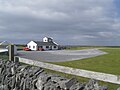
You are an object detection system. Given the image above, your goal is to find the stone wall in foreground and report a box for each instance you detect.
[0,60,108,90]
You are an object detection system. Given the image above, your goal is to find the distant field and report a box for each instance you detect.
[65,46,120,50]
[50,47,120,75]
[16,44,26,50]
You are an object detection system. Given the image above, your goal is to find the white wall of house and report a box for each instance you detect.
[42,45,58,50]
[42,46,51,50]
[52,46,58,50]
[27,41,37,51]
[42,46,48,50]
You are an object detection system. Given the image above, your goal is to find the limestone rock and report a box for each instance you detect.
[0,60,108,90]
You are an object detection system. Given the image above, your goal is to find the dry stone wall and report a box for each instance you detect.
[0,60,109,90]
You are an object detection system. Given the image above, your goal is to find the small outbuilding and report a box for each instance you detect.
[27,37,59,51]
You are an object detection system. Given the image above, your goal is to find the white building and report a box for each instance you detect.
[27,37,59,51]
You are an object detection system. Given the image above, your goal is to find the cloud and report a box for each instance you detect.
[0,0,120,45]
[98,32,114,38]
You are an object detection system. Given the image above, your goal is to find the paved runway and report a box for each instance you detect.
[18,49,107,62]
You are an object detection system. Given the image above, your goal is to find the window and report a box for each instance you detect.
[54,46,56,48]
[29,46,31,48]
[33,46,35,48]
[46,46,49,48]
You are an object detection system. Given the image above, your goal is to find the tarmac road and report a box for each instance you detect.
[17,49,107,62]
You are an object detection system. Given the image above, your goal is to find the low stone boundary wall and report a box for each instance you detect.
[0,60,108,90]
[18,57,120,84]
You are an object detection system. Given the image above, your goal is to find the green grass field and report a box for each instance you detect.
[0,53,8,60]
[16,44,26,50]
[47,47,120,89]
[65,46,120,50]
[50,48,120,75]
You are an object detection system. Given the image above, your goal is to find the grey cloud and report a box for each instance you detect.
[0,0,120,45]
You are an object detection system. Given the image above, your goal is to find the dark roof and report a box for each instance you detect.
[34,41,58,46]
[44,37,53,39]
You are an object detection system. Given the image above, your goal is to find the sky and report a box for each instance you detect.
[0,0,120,46]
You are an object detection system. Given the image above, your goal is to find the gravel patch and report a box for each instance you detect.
[18,49,107,62]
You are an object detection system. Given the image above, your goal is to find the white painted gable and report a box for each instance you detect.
[27,41,37,50]
[43,37,53,42]
[43,37,48,42]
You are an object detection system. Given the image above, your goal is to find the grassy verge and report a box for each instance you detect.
[0,53,8,60]
[66,46,95,50]
[16,44,26,51]
[45,69,120,90]
[49,48,120,75]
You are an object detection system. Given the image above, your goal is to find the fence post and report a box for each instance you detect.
[8,44,14,61]
[14,56,19,63]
